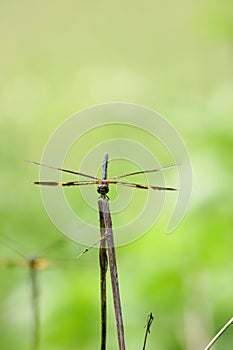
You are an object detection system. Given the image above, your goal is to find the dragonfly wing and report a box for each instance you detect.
[108,180,177,191]
[27,160,100,180]
[110,164,179,180]
[33,180,99,186]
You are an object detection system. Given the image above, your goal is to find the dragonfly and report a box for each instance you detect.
[29,155,177,193]
[29,153,177,350]
[0,236,81,350]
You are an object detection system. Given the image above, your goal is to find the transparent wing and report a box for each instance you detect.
[110,164,179,180]
[33,180,99,186]
[108,180,177,191]
[27,160,100,180]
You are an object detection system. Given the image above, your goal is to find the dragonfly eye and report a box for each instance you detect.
[97,184,109,195]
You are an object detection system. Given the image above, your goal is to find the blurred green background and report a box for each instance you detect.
[0,1,233,349]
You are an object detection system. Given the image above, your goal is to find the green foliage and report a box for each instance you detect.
[0,1,232,349]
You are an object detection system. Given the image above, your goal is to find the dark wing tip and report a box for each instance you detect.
[167,187,178,191]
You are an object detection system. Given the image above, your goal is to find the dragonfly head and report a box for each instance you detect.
[97,183,109,196]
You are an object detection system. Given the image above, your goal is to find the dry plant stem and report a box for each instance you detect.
[98,201,108,350]
[98,197,126,350]
[29,259,39,350]
[204,317,233,350]
[142,313,154,350]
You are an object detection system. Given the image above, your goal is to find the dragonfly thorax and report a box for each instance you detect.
[97,183,109,196]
